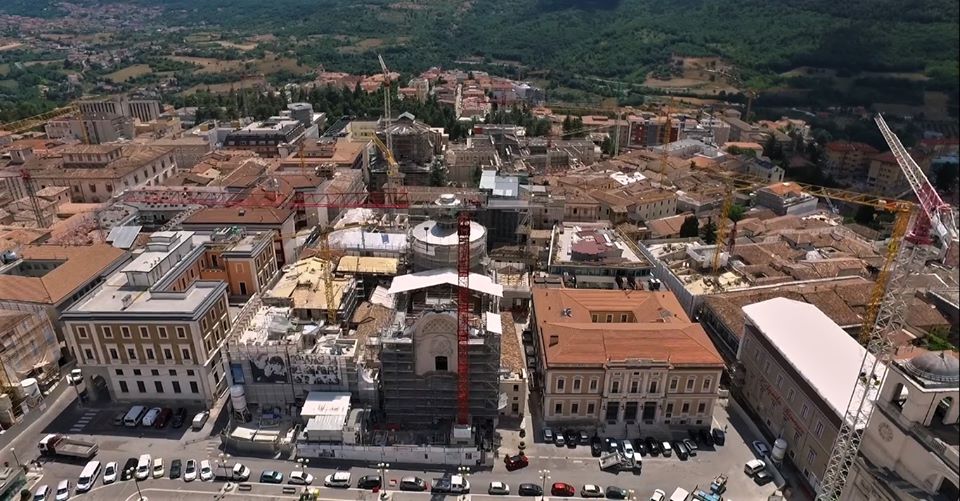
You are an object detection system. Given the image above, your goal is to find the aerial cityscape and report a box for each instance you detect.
[0,1,957,501]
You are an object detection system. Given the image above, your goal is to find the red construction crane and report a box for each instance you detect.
[456,212,472,426]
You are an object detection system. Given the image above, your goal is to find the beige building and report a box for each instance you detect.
[532,288,723,438]
[824,141,878,180]
[842,350,958,501]
[61,230,277,407]
[738,297,874,493]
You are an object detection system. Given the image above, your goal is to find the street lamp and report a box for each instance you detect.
[538,469,551,501]
[218,452,230,479]
[457,466,470,501]
[9,448,19,468]
[126,468,144,501]
[377,462,389,494]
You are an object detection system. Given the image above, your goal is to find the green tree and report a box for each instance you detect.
[700,218,718,244]
[429,162,447,187]
[679,216,700,238]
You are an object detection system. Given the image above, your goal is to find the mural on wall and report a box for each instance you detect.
[248,351,342,385]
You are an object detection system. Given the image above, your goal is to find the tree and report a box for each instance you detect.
[601,136,615,156]
[472,166,483,186]
[700,218,718,244]
[429,162,447,187]
[679,216,700,238]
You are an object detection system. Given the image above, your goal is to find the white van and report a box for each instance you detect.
[123,406,147,427]
[669,487,690,501]
[141,407,162,427]
[76,460,101,493]
[191,411,209,430]
[135,454,152,480]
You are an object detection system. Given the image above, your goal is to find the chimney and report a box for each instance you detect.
[549,335,559,347]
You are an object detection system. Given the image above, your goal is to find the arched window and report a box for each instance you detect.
[890,383,908,410]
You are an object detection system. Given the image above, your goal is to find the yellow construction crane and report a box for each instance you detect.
[316,230,341,326]
[371,133,402,189]
[377,54,394,158]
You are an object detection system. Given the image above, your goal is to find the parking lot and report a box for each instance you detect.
[41,402,208,442]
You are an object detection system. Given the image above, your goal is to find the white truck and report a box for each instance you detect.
[38,434,99,460]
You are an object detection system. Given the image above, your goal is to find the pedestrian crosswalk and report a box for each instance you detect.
[69,410,98,434]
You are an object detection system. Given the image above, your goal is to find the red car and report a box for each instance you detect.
[504,454,528,471]
[154,408,173,429]
[551,483,575,497]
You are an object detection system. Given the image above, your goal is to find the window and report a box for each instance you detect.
[190,381,199,393]
[606,402,619,421]
[814,421,824,438]
[109,348,119,361]
[697,402,706,414]
[649,381,658,393]
[776,374,784,388]
[115,369,123,376]
[620,313,628,322]
[181,347,191,361]
[800,404,810,419]
[169,369,177,376]
[154,381,164,393]
[665,403,674,417]
[702,378,712,392]
[573,378,581,392]
[787,388,796,402]
[589,378,599,392]
[685,377,695,391]
[806,448,817,466]
[591,314,598,322]
[127,347,137,360]
[133,369,141,376]
[172,381,181,393]
[630,380,639,393]
[119,381,129,393]
[556,378,565,392]
[624,402,638,421]
[163,348,173,360]
[793,430,802,444]
[681,402,690,414]
[606,314,612,322]
[145,348,155,360]
[103,326,113,339]
[136,381,146,393]
[176,327,186,339]
[571,403,580,414]
[764,360,771,374]
[670,377,679,391]
[83,348,94,361]
[554,403,563,415]
[158,327,168,339]
[586,403,596,415]
[77,326,88,339]
[187,370,195,376]
[610,380,620,393]
[150,369,159,376]
[435,356,448,371]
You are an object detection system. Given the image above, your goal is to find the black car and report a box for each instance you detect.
[712,428,726,446]
[645,437,660,456]
[169,459,182,479]
[578,431,590,445]
[605,486,629,500]
[563,430,578,447]
[604,437,620,452]
[682,438,698,456]
[357,475,382,490]
[687,429,699,442]
[172,407,188,428]
[698,428,715,447]
[590,439,603,457]
[518,484,543,497]
[674,441,689,460]
[120,458,138,481]
[633,439,648,456]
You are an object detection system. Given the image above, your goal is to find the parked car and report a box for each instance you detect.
[199,460,213,481]
[170,408,187,428]
[605,486,629,500]
[744,459,766,476]
[505,453,529,471]
[141,408,162,427]
[579,431,590,445]
[649,489,666,501]
[289,471,314,485]
[590,439,603,457]
[543,428,555,443]
[120,458,137,481]
[260,470,284,484]
[112,411,126,426]
[660,441,673,457]
[754,470,774,485]
[752,440,770,457]
[604,438,620,452]
[682,438,698,456]
[102,462,118,484]
[32,485,50,501]
[551,482,576,497]
[183,460,197,482]
[399,477,427,491]
[191,411,209,431]
[712,428,725,446]
[622,440,635,456]
[635,440,648,456]
[580,484,604,498]
[488,481,510,495]
[324,471,352,488]
[54,480,70,501]
[154,408,173,429]
[169,459,182,480]
[554,434,566,447]
[698,429,715,447]
[135,455,152,480]
[518,483,543,497]
[645,437,660,456]
[152,457,164,479]
[357,475,382,489]
[564,430,579,446]
[232,463,251,481]
[673,441,689,460]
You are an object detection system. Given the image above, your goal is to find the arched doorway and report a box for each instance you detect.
[933,396,954,425]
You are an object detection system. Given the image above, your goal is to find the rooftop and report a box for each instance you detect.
[0,244,128,305]
[265,257,355,313]
[183,207,294,226]
[742,297,877,418]
[388,269,503,298]
[552,223,649,267]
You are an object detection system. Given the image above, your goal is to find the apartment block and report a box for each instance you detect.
[61,229,277,408]
[532,288,723,438]
[738,297,875,493]
[824,141,879,181]
[78,97,161,123]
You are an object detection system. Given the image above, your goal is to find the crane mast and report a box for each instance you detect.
[378,54,394,159]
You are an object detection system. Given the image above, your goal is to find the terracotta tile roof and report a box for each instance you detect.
[825,141,879,154]
[499,312,523,374]
[183,207,293,225]
[0,244,127,304]
[760,181,805,197]
[646,214,687,238]
[532,288,689,325]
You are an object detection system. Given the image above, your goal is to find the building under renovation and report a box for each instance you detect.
[379,269,503,434]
